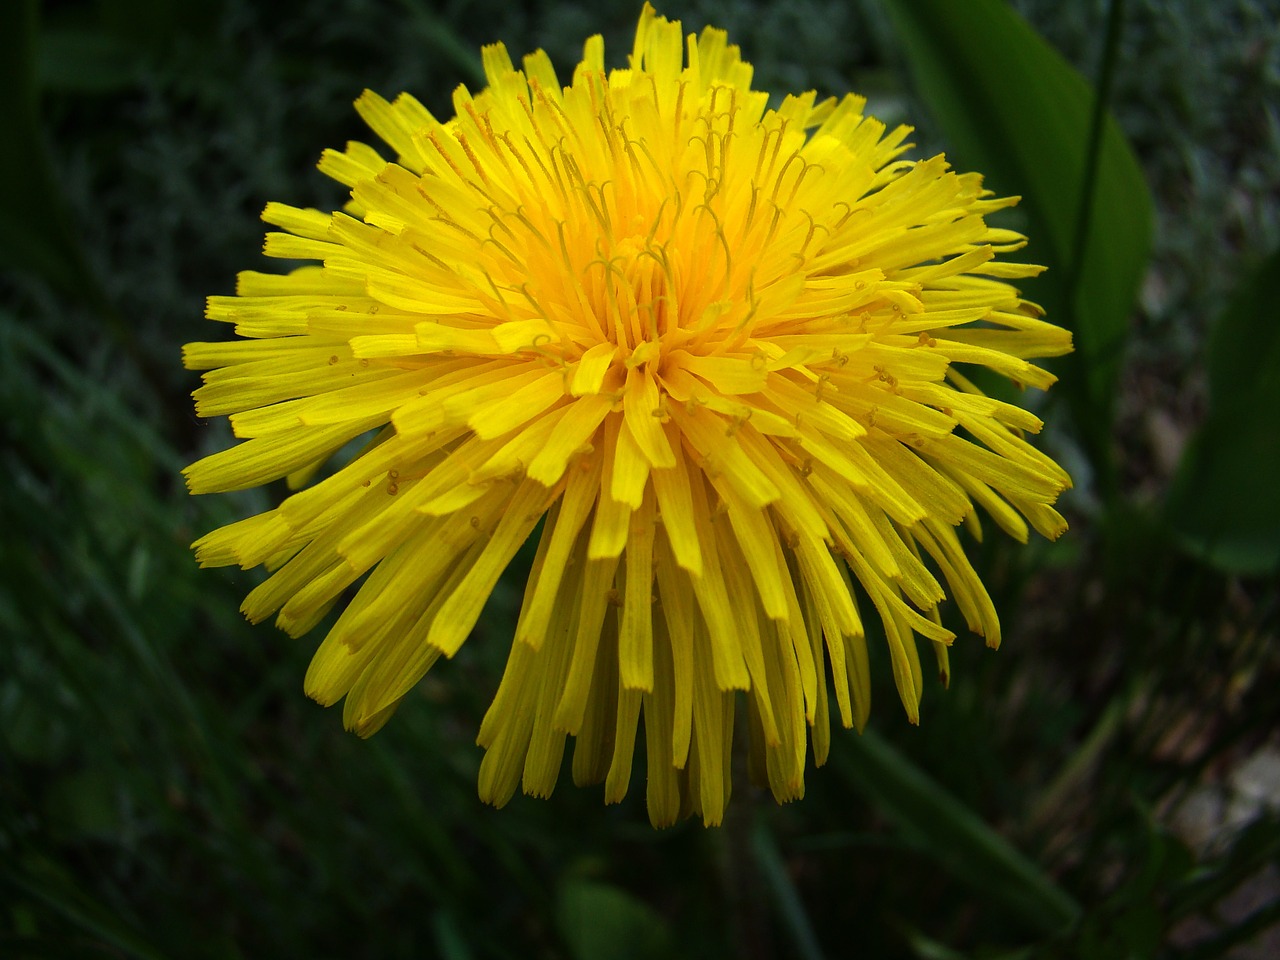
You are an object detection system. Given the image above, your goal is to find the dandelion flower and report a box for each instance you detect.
[185,4,1072,827]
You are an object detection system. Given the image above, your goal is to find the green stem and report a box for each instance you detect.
[1064,0,1128,503]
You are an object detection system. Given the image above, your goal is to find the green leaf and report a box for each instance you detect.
[1165,248,1280,575]
[557,878,671,960]
[880,0,1153,482]
[832,730,1081,936]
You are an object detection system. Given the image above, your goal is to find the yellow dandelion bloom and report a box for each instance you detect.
[185,4,1071,826]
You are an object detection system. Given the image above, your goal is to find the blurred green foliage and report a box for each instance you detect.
[884,0,1154,496]
[1166,248,1280,574]
[2,0,1277,957]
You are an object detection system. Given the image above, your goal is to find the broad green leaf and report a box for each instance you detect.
[881,0,1153,479]
[833,730,1081,936]
[557,878,670,960]
[0,0,104,305]
[1165,248,1280,575]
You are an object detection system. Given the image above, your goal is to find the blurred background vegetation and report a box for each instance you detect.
[2,0,1278,956]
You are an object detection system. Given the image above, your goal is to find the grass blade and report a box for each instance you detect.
[832,730,1081,936]
[752,820,828,960]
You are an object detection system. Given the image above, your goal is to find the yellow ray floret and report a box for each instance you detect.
[185,3,1072,827]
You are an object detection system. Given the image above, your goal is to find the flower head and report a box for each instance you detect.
[185,4,1071,826]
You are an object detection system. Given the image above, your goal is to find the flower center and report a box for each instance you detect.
[595,234,674,360]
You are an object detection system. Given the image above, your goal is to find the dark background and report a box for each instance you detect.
[2,1,1277,957]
